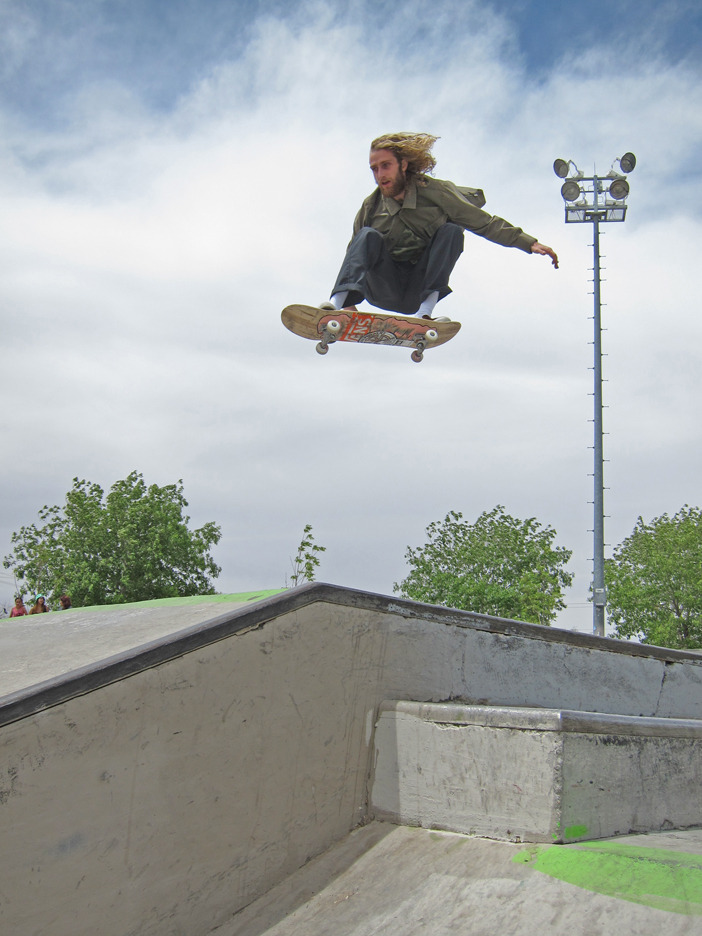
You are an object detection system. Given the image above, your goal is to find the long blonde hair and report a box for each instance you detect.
[370,132,439,175]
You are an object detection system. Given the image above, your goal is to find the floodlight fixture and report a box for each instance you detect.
[619,152,636,173]
[553,158,570,178]
[609,152,637,179]
[560,179,581,202]
[608,178,630,201]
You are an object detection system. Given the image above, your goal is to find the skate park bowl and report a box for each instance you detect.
[1,583,702,934]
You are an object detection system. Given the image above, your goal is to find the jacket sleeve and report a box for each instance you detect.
[455,185,486,208]
[434,179,537,253]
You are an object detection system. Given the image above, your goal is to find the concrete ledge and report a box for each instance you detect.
[371,701,702,844]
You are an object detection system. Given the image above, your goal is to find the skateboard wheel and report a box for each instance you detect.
[425,328,438,343]
[411,350,424,363]
[315,342,329,355]
[325,319,341,335]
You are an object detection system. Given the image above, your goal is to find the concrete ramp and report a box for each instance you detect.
[0,590,285,697]
[1,584,701,935]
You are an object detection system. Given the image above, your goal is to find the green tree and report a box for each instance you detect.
[288,523,326,587]
[394,506,573,625]
[3,471,222,607]
[605,506,702,649]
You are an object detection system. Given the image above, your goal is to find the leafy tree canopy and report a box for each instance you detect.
[4,471,222,607]
[394,505,573,626]
[606,505,702,649]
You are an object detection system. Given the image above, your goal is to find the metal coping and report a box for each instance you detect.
[380,701,702,738]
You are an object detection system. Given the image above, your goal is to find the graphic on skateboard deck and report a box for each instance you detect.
[281,304,461,363]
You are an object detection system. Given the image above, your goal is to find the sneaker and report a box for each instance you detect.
[418,314,451,323]
[320,301,358,313]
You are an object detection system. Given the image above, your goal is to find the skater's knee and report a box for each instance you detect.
[347,226,387,265]
[353,226,385,246]
[431,223,464,262]
[438,222,464,247]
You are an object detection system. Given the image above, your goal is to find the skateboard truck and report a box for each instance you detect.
[315,318,342,355]
[411,327,438,363]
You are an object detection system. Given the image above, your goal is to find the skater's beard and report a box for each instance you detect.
[381,167,407,200]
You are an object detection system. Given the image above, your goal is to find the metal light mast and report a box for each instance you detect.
[553,153,637,637]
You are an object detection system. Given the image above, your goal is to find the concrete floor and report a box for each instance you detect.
[212,823,702,936]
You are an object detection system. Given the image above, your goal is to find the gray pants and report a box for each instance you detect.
[331,223,464,315]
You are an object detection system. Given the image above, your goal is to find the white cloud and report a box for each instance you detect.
[1,0,700,635]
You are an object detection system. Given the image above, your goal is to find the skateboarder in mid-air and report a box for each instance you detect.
[322,132,558,322]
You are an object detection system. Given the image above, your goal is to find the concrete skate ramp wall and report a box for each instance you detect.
[1,583,701,936]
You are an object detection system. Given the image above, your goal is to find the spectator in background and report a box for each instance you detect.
[10,596,28,617]
[29,595,49,614]
[59,595,72,610]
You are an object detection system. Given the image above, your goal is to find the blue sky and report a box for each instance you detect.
[3,0,701,119]
[505,0,702,74]
[1,0,700,634]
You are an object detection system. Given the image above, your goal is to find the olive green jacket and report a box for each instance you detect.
[352,175,537,263]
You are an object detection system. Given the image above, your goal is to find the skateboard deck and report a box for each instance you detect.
[281,304,461,363]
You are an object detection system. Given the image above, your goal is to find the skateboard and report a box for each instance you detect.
[281,304,461,363]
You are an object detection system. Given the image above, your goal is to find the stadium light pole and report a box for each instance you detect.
[553,153,636,638]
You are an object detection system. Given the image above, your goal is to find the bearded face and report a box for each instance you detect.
[369,149,408,200]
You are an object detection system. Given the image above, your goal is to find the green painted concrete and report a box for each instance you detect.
[564,824,589,840]
[70,590,286,613]
[514,840,702,915]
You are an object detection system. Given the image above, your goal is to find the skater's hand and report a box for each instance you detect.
[531,242,559,269]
